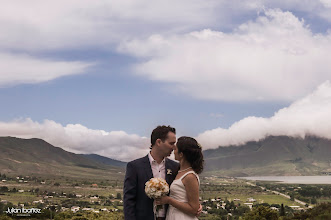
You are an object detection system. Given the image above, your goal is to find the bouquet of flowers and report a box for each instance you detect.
[145,177,169,216]
[145,177,169,199]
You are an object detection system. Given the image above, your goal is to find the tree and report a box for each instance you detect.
[311,197,317,204]
[244,206,278,220]
[285,202,331,219]
[230,201,235,209]
[0,186,8,192]
[280,203,285,216]
[116,193,122,199]
[234,205,250,216]
[298,186,322,198]
[290,193,295,201]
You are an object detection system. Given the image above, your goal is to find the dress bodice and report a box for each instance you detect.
[169,171,200,202]
[166,171,200,220]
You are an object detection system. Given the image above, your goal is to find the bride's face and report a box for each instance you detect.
[174,144,179,161]
[174,144,183,161]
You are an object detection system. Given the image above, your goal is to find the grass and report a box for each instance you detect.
[0,177,124,207]
[199,177,306,207]
[201,192,302,207]
[318,198,331,203]
[0,192,40,205]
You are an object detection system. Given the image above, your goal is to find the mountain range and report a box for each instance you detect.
[203,135,331,176]
[1,135,331,177]
[0,136,125,180]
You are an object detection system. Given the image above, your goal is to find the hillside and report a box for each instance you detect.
[81,154,127,167]
[2,135,331,178]
[203,136,331,176]
[0,136,125,180]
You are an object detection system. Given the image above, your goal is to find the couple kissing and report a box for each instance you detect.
[124,125,204,220]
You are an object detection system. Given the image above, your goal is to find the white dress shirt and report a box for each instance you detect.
[148,152,166,217]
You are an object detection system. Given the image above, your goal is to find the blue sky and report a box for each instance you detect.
[0,51,285,136]
[0,0,331,161]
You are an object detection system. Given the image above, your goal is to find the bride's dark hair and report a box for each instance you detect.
[177,136,204,174]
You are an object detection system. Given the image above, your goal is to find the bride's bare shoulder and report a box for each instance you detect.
[182,173,199,184]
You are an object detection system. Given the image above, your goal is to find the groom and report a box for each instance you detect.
[124,125,179,220]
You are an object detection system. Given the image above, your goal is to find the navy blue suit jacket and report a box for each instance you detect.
[123,155,179,220]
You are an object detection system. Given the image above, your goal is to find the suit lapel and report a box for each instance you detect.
[165,159,179,185]
[143,155,153,180]
[165,158,172,185]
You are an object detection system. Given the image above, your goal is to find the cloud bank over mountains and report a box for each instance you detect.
[1,81,331,160]
[197,81,331,149]
[0,118,149,161]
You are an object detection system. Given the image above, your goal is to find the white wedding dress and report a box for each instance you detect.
[166,171,200,220]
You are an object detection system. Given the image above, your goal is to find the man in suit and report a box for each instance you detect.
[124,125,179,220]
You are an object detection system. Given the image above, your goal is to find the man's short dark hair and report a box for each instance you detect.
[150,125,176,149]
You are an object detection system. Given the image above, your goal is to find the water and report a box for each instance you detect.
[238,176,331,184]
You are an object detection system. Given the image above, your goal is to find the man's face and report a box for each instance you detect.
[159,132,176,157]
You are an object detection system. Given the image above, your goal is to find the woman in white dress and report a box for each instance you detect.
[156,136,204,220]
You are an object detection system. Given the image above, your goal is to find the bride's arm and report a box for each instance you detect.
[157,174,200,216]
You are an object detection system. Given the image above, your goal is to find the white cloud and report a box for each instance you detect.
[0,0,330,52]
[120,9,331,101]
[0,0,226,87]
[0,52,92,87]
[197,81,331,149]
[0,0,221,51]
[2,0,330,51]
[0,118,149,161]
[238,0,331,23]
[320,0,331,8]
[1,1,331,88]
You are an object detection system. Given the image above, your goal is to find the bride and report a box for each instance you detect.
[156,136,204,220]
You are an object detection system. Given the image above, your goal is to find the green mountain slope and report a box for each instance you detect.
[0,137,125,180]
[81,154,127,167]
[203,136,331,176]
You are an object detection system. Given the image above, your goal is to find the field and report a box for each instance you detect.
[200,177,304,207]
[1,172,330,219]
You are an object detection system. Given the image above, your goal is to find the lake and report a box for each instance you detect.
[238,176,331,184]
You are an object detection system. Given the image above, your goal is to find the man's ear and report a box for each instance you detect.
[156,139,162,146]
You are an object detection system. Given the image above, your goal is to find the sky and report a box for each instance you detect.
[0,0,331,161]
